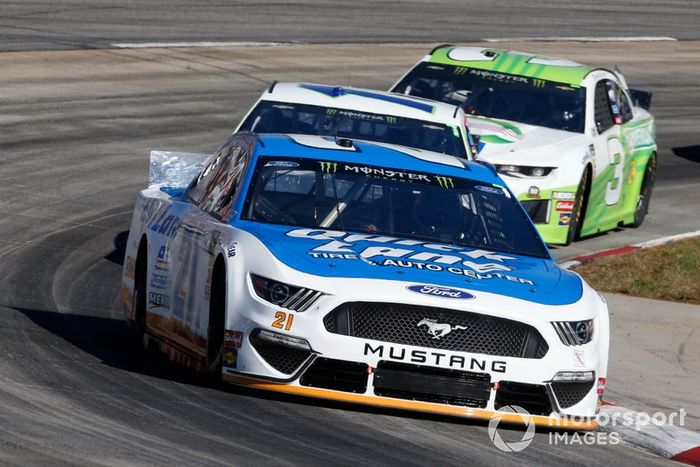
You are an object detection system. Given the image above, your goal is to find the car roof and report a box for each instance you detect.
[249,133,500,183]
[424,46,594,86]
[259,82,462,124]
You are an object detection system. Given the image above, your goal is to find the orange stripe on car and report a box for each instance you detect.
[223,374,597,430]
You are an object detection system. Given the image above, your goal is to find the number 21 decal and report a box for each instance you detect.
[272,311,294,331]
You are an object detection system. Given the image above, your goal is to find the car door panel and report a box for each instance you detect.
[582,79,628,235]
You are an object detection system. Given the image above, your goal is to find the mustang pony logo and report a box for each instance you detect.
[417,318,468,339]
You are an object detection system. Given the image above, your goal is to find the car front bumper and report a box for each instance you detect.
[222,277,606,429]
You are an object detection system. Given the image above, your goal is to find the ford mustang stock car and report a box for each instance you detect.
[392,46,657,245]
[235,82,476,160]
[120,132,608,429]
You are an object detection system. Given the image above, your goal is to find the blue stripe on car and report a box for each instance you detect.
[298,84,435,113]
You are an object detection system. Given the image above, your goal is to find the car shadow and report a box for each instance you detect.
[672,145,700,163]
[104,230,130,266]
[13,307,203,386]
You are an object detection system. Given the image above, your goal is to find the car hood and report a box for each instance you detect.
[468,116,587,165]
[238,221,582,306]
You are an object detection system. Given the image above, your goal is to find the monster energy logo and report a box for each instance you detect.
[454,67,469,75]
[326,108,337,116]
[386,116,397,124]
[319,161,338,173]
[532,79,545,88]
[435,176,454,188]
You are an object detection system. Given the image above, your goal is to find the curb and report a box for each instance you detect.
[598,405,700,466]
[560,230,700,270]
[558,230,700,465]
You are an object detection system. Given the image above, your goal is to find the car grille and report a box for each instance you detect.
[373,361,491,408]
[300,358,368,393]
[324,302,548,359]
[551,380,595,409]
[495,381,552,416]
[520,200,549,224]
[249,334,312,375]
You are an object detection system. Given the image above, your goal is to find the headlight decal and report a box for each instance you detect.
[496,165,555,178]
[551,319,594,346]
[251,274,324,312]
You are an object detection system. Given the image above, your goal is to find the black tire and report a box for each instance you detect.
[630,153,656,228]
[129,239,148,347]
[207,257,226,379]
[564,167,591,246]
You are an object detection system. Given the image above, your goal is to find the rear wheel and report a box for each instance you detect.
[630,154,656,227]
[564,167,591,246]
[129,240,148,347]
[207,257,226,379]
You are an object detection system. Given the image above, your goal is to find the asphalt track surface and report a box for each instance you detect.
[1,15,700,467]
[2,0,700,51]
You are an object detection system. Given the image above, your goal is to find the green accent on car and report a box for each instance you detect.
[469,116,523,144]
[579,118,656,237]
[429,47,594,86]
[517,184,578,245]
[479,135,513,144]
[580,146,655,237]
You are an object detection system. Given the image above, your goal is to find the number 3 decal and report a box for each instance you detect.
[605,138,625,206]
[272,311,294,331]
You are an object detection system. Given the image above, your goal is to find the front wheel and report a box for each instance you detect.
[630,154,656,228]
[129,244,148,347]
[564,167,591,246]
[206,259,226,379]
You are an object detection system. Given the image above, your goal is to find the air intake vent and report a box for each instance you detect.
[324,302,548,358]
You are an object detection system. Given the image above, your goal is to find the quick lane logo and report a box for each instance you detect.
[435,175,454,188]
[319,161,338,173]
[326,108,338,116]
[532,79,545,88]
[386,116,397,124]
[454,67,469,75]
[149,208,181,238]
[364,342,507,372]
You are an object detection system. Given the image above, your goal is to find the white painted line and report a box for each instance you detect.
[111,41,285,49]
[634,229,700,249]
[560,229,700,270]
[558,260,581,270]
[483,36,677,43]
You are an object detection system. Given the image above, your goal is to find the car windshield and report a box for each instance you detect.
[242,156,550,258]
[393,62,586,133]
[238,100,468,158]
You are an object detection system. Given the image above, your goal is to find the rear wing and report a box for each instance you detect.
[149,150,210,189]
[629,89,653,111]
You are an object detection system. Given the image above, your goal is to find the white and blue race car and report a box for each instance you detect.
[120,132,607,428]
[235,82,476,160]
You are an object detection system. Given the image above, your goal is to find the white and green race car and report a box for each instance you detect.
[392,46,657,245]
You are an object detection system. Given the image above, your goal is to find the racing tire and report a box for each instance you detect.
[206,257,226,380]
[565,167,591,246]
[630,153,656,228]
[129,240,148,347]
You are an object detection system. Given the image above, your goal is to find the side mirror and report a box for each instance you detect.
[629,89,653,111]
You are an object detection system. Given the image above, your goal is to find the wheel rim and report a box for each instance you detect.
[637,156,656,218]
[569,169,589,241]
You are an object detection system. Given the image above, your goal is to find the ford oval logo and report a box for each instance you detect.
[406,284,475,299]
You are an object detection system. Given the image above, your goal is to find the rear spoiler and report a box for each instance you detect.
[629,89,653,111]
[149,150,210,189]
